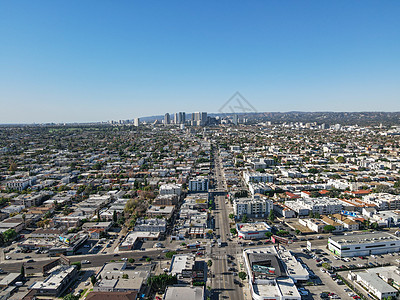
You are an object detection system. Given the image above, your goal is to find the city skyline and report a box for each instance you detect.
[1,1,400,123]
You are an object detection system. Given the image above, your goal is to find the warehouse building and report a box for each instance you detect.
[328,232,400,257]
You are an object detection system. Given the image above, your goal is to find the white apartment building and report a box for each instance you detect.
[159,183,182,196]
[284,198,343,217]
[233,197,273,218]
[363,193,400,211]
[6,177,36,191]
[243,172,275,185]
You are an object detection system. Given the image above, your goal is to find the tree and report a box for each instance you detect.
[265,232,273,238]
[207,260,213,268]
[71,262,81,270]
[90,275,96,285]
[122,273,129,279]
[2,229,17,243]
[230,228,237,236]
[63,294,80,300]
[147,274,177,292]
[336,156,346,163]
[241,214,248,223]
[371,222,380,230]
[276,230,289,236]
[269,210,275,222]
[228,213,235,220]
[128,258,135,263]
[295,229,301,235]
[113,210,118,223]
[323,225,336,233]
[20,265,25,278]
[165,251,177,259]
[238,271,247,280]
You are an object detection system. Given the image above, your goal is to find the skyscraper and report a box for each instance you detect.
[134,118,140,127]
[164,113,170,125]
[193,112,207,126]
[174,112,186,124]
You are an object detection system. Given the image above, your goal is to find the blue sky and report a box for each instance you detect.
[1,1,400,123]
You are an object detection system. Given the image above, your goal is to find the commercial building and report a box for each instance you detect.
[164,286,204,300]
[243,246,308,300]
[169,254,207,284]
[174,112,186,125]
[134,218,167,233]
[94,262,150,294]
[236,222,272,240]
[328,232,400,257]
[348,267,398,300]
[119,231,160,251]
[30,265,78,297]
[164,113,171,125]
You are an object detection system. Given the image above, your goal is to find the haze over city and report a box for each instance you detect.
[1,1,400,123]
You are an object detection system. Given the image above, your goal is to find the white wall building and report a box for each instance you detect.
[159,183,182,196]
[328,232,400,257]
[243,172,275,185]
[236,222,272,240]
[233,197,273,219]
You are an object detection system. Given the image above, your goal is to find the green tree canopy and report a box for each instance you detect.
[323,225,336,233]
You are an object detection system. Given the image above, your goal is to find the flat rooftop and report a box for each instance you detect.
[329,232,399,245]
[164,286,204,300]
[170,254,195,275]
[237,222,271,232]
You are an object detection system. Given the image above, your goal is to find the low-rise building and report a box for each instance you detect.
[94,263,150,294]
[243,246,308,300]
[164,286,204,300]
[348,268,397,300]
[236,222,272,240]
[134,218,167,233]
[30,265,77,297]
[328,232,400,257]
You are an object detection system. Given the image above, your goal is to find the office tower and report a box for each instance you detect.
[164,113,170,125]
[193,112,207,126]
[232,114,238,125]
[174,112,186,124]
[134,118,140,127]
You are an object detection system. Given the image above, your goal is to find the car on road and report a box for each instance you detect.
[26,266,34,270]
[121,257,128,261]
[27,259,34,263]
[81,260,91,264]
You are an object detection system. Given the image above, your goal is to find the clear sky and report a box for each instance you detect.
[1,1,400,123]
